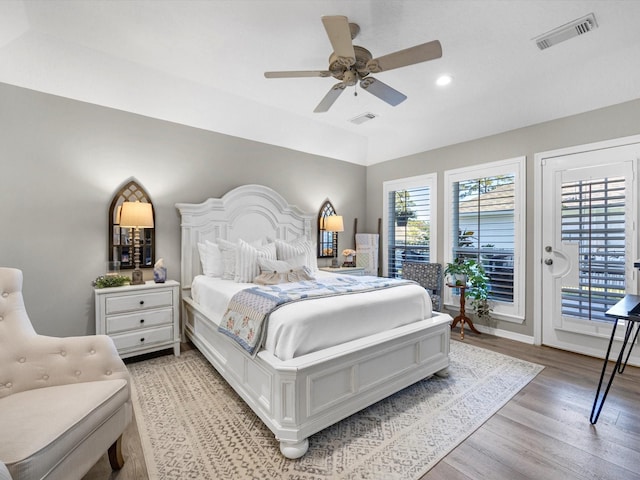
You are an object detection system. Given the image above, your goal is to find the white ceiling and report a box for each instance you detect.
[1,0,639,166]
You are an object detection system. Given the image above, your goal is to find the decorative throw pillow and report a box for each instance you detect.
[257,255,307,273]
[254,268,315,285]
[234,239,277,283]
[275,238,318,273]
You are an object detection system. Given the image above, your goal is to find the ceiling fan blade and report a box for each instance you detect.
[367,40,442,73]
[314,83,347,113]
[360,77,407,106]
[321,15,356,67]
[264,70,331,78]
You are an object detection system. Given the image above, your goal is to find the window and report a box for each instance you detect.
[383,174,437,278]
[444,157,525,322]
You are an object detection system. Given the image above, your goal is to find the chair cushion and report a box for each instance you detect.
[0,379,128,479]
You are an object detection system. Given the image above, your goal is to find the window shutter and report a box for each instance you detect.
[388,186,432,278]
[453,175,515,302]
[560,176,626,320]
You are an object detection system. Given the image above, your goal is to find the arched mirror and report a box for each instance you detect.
[108,180,155,270]
[318,200,338,259]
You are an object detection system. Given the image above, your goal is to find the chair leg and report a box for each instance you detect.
[108,435,125,470]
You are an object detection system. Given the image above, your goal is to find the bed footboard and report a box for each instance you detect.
[183,296,451,458]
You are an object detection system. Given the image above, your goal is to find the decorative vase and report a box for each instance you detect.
[153,266,167,283]
[452,273,467,287]
[449,273,467,287]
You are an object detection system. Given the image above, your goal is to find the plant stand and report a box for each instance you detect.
[447,284,481,340]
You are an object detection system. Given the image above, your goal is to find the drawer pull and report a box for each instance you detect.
[140,319,145,324]
[140,337,145,343]
[139,300,145,305]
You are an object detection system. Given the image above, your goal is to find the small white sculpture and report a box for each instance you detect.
[154,258,167,283]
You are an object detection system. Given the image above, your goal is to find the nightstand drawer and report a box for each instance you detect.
[105,290,173,314]
[111,325,174,352]
[106,308,173,334]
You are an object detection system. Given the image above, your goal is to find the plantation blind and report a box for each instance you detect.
[560,176,626,321]
[387,186,432,278]
[452,174,515,302]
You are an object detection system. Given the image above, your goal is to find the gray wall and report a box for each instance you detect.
[0,82,365,336]
[4,79,639,340]
[366,98,640,337]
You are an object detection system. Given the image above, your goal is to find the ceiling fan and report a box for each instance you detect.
[264,15,442,113]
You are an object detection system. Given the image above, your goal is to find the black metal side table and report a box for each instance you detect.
[590,294,640,424]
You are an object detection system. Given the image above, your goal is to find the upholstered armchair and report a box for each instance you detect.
[402,262,443,311]
[0,267,132,480]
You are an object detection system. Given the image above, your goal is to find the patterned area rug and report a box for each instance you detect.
[128,342,543,479]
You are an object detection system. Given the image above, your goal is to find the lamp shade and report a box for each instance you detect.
[119,201,154,228]
[323,215,344,232]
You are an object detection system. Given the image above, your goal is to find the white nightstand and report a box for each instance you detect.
[94,280,180,359]
[319,266,367,276]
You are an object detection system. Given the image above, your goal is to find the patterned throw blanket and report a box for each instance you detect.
[218,276,414,356]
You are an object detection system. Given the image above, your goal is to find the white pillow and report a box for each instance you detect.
[275,238,318,273]
[196,240,224,277]
[197,242,210,275]
[217,238,237,280]
[235,239,277,283]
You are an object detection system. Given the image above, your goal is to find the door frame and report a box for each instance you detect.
[533,134,640,347]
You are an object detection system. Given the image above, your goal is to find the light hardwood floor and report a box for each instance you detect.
[84,333,640,480]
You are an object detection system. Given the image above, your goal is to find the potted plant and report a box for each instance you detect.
[444,257,469,286]
[444,258,492,321]
[395,191,416,227]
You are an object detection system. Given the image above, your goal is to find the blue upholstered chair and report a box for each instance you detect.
[402,262,443,311]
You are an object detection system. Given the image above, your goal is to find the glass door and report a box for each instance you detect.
[541,144,639,360]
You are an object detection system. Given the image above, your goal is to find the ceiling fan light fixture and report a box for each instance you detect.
[265,15,443,112]
[436,74,453,86]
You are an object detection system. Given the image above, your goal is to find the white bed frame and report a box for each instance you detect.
[176,184,451,458]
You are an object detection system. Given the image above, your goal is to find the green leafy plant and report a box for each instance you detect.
[444,258,492,321]
[92,275,130,288]
[444,257,469,286]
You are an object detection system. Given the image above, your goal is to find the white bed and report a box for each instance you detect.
[176,184,452,459]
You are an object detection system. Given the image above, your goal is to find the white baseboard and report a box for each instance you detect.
[471,324,536,344]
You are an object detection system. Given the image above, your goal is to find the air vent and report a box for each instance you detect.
[350,112,377,125]
[534,13,598,50]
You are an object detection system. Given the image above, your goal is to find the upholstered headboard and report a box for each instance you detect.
[175,184,314,296]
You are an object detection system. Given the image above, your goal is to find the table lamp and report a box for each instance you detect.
[324,215,344,267]
[119,201,154,285]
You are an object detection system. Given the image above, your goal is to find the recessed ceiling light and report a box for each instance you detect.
[436,74,453,86]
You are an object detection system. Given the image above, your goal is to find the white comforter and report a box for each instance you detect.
[191,271,433,360]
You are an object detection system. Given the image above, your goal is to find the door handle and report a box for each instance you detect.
[544,258,553,265]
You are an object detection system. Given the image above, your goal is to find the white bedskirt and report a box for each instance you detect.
[191,271,433,360]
